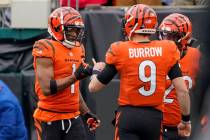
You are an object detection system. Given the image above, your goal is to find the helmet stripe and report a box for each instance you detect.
[165,19,180,32]
[172,16,185,32]
[128,6,134,15]
[65,16,81,25]
[141,7,149,28]
[170,16,184,32]
[178,15,189,32]
[135,6,140,25]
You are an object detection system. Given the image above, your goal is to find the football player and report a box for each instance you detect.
[88,4,191,140]
[32,7,100,140]
[158,13,201,140]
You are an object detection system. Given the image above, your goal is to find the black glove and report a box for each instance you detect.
[74,63,93,80]
[83,112,100,131]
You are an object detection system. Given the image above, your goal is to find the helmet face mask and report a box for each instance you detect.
[48,7,85,48]
[158,30,185,43]
[63,25,84,47]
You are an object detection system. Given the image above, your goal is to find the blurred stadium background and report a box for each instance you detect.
[0,0,209,140]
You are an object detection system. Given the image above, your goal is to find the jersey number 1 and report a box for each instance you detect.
[71,64,76,93]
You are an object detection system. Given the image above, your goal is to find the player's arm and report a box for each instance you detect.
[168,62,190,116]
[173,77,190,116]
[169,62,191,138]
[36,57,89,96]
[79,91,90,115]
[168,58,191,137]
[89,63,117,93]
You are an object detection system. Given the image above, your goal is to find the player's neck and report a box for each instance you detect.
[130,34,150,43]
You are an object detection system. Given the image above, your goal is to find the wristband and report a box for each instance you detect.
[182,114,190,122]
[50,80,57,95]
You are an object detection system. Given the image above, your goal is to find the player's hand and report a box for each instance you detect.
[91,58,105,74]
[93,62,105,72]
[74,61,93,80]
[177,121,191,137]
[83,112,100,131]
[92,62,105,74]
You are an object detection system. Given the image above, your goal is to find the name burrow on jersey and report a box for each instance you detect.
[129,47,162,58]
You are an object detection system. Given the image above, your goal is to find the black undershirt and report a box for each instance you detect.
[168,62,182,80]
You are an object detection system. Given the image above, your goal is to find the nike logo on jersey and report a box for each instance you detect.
[129,47,162,58]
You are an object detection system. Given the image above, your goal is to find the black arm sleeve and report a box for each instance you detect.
[96,64,118,85]
[168,62,182,80]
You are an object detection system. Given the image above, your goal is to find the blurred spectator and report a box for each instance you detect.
[195,0,208,5]
[171,0,195,5]
[0,8,10,27]
[161,0,173,5]
[0,80,28,140]
[191,1,210,139]
[60,0,108,9]
[113,0,161,6]
[171,0,208,6]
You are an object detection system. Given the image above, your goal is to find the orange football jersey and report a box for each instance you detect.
[32,39,85,122]
[106,40,180,111]
[163,47,201,126]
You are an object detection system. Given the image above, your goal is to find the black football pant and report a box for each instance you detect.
[162,125,189,140]
[34,116,86,140]
[115,106,162,140]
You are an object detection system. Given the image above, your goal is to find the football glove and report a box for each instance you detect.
[74,63,93,80]
[83,112,100,131]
